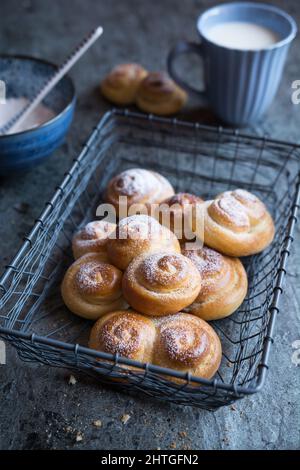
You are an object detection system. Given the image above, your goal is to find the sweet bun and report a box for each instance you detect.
[158,192,204,242]
[105,168,175,218]
[89,310,222,382]
[72,220,116,260]
[153,313,222,382]
[107,215,180,270]
[61,253,127,320]
[122,251,201,316]
[100,63,148,105]
[182,245,248,320]
[200,189,275,256]
[89,310,156,363]
[135,72,187,115]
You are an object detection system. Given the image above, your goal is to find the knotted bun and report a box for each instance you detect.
[107,215,180,270]
[61,253,127,320]
[136,72,187,115]
[100,63,148,105]
[105,168,175,218]
[72,220,116,260]
[200,189,275,256]
[122,251,201,315]
[89,310,222,382]
[182,245,248,320]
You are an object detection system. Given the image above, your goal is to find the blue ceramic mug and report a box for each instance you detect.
[167,2,297,126]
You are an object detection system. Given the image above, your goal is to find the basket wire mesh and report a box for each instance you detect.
[0,109,299,410]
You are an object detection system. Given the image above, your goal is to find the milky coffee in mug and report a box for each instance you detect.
[167,2,297,126]
[206,21,279,50]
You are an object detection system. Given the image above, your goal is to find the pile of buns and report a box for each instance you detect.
[100,63,187,115]
[61,168,275,384]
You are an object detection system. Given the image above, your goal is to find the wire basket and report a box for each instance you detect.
[0,109,299,410]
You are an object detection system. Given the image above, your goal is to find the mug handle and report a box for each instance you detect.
[167,41,206,98]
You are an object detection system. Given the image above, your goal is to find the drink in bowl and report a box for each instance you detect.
[167,2,297,126]
[0,55,76,174]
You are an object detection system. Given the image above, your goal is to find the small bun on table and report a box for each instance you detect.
[105,168,174,218]
[61,253,127,320]
[199,189,275,257]
[107,214,180,270]
[100,63,148,105]
[89,310,222,383]
[72,220,116,260]
[122,251,201,316]
[136,72,187,115]
[158,192,204,243]
[182,245,248,320]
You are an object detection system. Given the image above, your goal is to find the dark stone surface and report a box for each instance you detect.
[0,0,299,450]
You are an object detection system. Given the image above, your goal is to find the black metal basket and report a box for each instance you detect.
[0,110,299,410]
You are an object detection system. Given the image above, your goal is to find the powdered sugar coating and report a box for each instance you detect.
[233,189,258,203]
[157,316,208,366]
[138,252,191,289]
[216,189,266,225]
[232,189,266,220]
[164,192,203,207]
[108,168,172,202]
[113,169,158,197]
[72,221,116,259]
[217,196,249,227]
[117,214,162,240]
[75,261,120,296]
[80,221,115,241]
[182,246,224,278]
[123,250,201,315]
[99,312,145,357]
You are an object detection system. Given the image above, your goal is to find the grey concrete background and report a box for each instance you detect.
[0,0,299,450]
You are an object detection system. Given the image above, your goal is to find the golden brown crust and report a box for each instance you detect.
[61,253,127,320]
[135,72,187,115]
[89,310,156,362]
[199,189,275,256]
[157,192,204,242]
[122,251,201,316]
[107,215,181,270]
[105,168,174,218]
[72,220,116,260]
[153,314,222,380]
[182,245,248,320]
[100,63,148,105]
[89,310,222,382]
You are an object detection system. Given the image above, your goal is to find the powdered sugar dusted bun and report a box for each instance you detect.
[107,215,180,270]
[122,251,201,316]
[89,310,221,383]
[89,310,156,363]
[72,220,116,260]
[100,63,148,105]
[105,168,175,217]
[136,72,187,115]
[199,189,275,257]
[182,245,248,320]
[153,313,221,381]
[158,192,204,242]
[61,253,127,320]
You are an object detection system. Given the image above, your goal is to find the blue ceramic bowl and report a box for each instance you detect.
[0,55,76,174]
